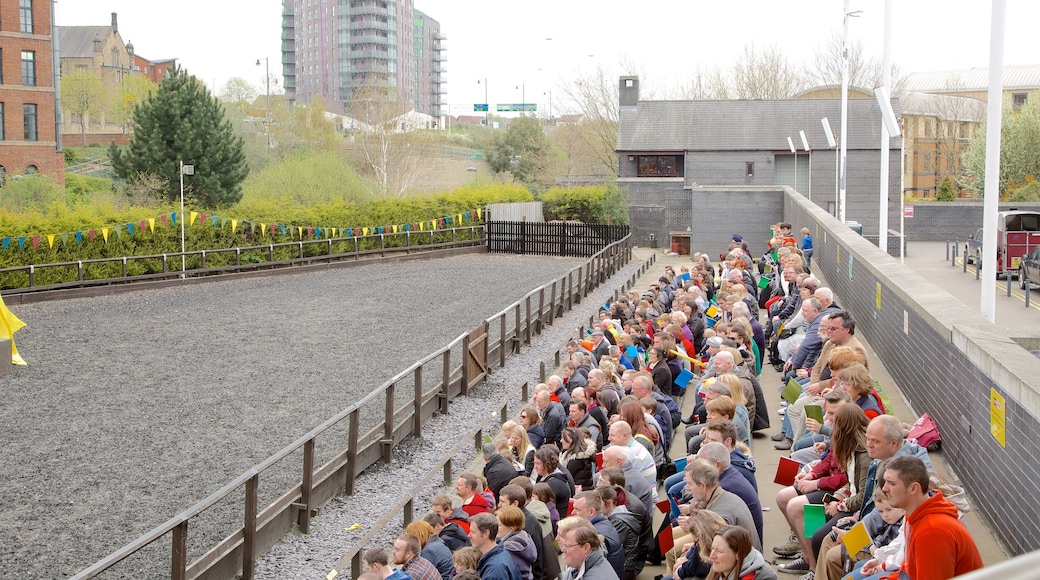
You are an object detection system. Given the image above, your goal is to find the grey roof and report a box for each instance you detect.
[902,65,1040,93]
[58,26,112,58]
[900,91,985,122]
[617,98,899,153]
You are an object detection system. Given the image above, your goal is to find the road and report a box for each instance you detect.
[902,241,1040,338]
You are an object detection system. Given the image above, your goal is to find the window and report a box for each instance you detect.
[0,165,5,185]
[1012,93,1028,111]
[745,162,755,178]
[22,51,36,86]
[20,0,34,34]
[636,155,679,177]
[24,165,38,175]
[23,103,37,141]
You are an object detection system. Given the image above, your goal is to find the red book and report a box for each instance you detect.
[774,456,802,487]
[595,452,603,471]
[658,523,674,553]
[656,499,671,514]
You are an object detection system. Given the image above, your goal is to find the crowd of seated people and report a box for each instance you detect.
[358,223,983,580]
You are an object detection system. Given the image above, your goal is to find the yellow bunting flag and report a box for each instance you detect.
[148,218,155,232]
[190,212,198,226]
[102,228,110,243]
[430,220,436,229]
[260,223,266,237]
[392,225,398,233]
[297,227,303,238]
[363,227,369,236]
[477,207,482,219]
[231,219,238,234]
[47,234,55,249]
[419,221,424,231]
[457,214,463,223]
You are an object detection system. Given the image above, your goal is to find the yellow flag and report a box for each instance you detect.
[190,211,198,226]
[231,219,238,233]
[260,223,266,237]
[0,294,27,366]
[47,234,55,248]
[297,227,303,238]
[841,521,872,556]
[477,207,482,219]
[419,222,424,231]
[331,228,337,237]
[363,227,369,236]
[102,228,110,243]
[392,225,398,233]
[148,218,155,232]
[430,220,436,229]
[457,214,463,223]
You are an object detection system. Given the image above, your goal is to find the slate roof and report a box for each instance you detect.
[900,91,985,122]
[617,98,899,152]
[902,65,1040,93]
[58,26,112,59]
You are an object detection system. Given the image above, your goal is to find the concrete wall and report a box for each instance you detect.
[903,202,1040,241]
[783,188,1040,557]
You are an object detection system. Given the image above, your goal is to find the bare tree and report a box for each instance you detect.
[673,66,731,100]
[556,65,621,177]
[805,33,904,93]
[346,85,434,197]
[61,71,108,145]
[730,45,806,99]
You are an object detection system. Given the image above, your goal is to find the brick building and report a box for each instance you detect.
[132,54,175,85]
[0,0,64,184]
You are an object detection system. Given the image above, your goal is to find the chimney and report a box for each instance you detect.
[619,76,639,110]
[111,12,118,34]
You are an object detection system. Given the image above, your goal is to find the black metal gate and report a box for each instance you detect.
[486,221,630,257]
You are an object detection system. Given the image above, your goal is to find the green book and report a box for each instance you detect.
[804,504,828,537]
[782,378,803,406]
[805,404,824,424]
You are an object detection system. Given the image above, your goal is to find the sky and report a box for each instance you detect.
[56,0,1040,116]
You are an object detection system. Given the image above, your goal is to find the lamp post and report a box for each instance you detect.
[179,161,194,278]
[478,78,489,127]
[544,90,553,121]
[516,84,525,115]
[839,0,862,223]
[256,58,272,150]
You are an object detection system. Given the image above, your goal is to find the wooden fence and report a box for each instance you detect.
[72,235,641,580]
[486,221,630,257]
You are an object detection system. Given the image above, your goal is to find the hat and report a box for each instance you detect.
[706,336,724,348]
[659,276,671,283]
[732,234,743,243]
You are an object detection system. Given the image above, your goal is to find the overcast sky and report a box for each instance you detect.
[56,0,1038,115]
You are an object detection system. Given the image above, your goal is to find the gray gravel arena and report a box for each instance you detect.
[0,252,615,578]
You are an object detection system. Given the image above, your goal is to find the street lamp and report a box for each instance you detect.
[516,84,525,115]
[477,78,489,127]
[179,161,194,278]
[544,91,553,121]
[256,58,272,150]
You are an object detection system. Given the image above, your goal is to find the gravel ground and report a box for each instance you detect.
[0,252,619,579]
[253,254,648,580]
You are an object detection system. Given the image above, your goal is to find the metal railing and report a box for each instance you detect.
[0,226,483,296]
[72,235,636,580]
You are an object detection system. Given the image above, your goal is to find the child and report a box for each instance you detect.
[800,227,814,267]
[843,487,906,580]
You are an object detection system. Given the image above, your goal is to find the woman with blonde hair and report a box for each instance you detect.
[672,509,728,579]
[507,424,534,476]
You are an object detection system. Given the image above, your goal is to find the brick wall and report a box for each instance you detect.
[784,190,1040,557]
[903,202,1040,241]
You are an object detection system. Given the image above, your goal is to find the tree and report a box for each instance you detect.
[936,175,957,201]
[61,71,107,145]
[218,77,259,112]
[962,99,1040,198]
[487,115,551,188]
[111,75,158,130]
[346,85,434,197]
[109,65,248,208]
[557,65,621,178]
[730,45,805,99]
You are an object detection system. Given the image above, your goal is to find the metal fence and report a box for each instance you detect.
[486,221,630,256]
[72,234,637,580]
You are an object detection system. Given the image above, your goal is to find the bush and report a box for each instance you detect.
[936,175,957,201]
[541,183,629,224]
[1005,177,1040,202]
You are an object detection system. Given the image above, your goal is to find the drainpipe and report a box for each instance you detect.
[52,0,63,153]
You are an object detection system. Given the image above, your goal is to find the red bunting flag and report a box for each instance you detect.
[200,213,208,224]
[160,214,168,226]
[89,230,96,242]
[307,227,314,238]
[32,235,40,250]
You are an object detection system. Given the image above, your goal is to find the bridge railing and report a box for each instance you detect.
[71,234,638,580]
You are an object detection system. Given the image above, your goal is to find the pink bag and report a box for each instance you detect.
[908,413,942,451]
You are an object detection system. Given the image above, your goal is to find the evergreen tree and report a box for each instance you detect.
[110,65,248,207]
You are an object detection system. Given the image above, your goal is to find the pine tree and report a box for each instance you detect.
[110,65,248,207]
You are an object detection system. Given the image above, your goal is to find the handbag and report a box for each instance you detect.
[907,412,942,451]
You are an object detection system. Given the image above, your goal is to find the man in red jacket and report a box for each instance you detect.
[881,456,983,580]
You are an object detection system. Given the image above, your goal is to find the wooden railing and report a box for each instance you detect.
[71,235,641,580]
[0,226,483,296]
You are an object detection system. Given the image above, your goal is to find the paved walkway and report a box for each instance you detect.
[630,248,1006,578]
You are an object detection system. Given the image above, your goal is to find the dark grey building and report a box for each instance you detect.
[616,76,901,252]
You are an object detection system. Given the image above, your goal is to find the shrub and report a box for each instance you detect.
[541,183,629,224]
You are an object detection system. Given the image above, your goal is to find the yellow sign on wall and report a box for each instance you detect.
[990,388,1006,448]
[876,282,882,310]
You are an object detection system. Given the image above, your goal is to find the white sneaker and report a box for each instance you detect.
[778,407,787,416]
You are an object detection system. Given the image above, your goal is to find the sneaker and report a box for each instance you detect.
[778,407,787,416]
[797,573,815,580]
[774,436,793,450]
[772,534,801,557]
[771,432,787,441]
[779,557,810,574]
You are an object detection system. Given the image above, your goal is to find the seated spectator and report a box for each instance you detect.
[431,494,472,535]
[482,443,520,501]
[364,546,411,580]
[518,405,545,449]
[455,473,492,517]
[706,525,777,580]
[559,426,596,490]
[393,533,441,580]
[496,506,537,580]
[452,547,481,573]
[669,509,726,580]
[532,482,560,538]
[424,512,470,551]
[532,445,574,517]
[468,512,522,580]
[405,520,454,580]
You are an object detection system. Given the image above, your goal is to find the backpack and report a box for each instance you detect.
[907,413,942,451]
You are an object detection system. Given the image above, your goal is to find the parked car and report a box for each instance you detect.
[964,211,1040,278]
[965,228,983,264]
[1021,245,1040,290]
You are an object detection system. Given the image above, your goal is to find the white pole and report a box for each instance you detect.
[981,0,1006,323]
[839,0,851,223]
[801,130,812,200]
[179,160,186,278]
[879,0,892,253]
[900,129,906,264]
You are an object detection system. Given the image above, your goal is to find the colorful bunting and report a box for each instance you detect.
[190,212,198,226]
[127,223,135,237]
[148,218,155,232]
[76,232,84,245]
[89,230,96,242]
[231,219,238,234]
[47,235,55,249]
[102,228,109,243]
[32,236,40,250]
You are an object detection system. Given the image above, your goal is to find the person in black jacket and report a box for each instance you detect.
[424,512,471,552]
[532,445,574,518]
[534,389,565,448]
[483,444,519,503]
